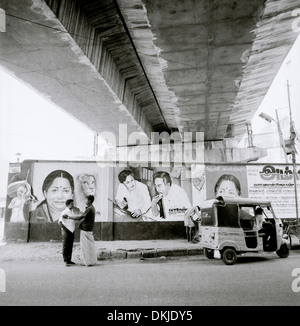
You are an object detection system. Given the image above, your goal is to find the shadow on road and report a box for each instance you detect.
[236,256,270,264]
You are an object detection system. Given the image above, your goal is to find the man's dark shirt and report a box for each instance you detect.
[79,204,95,231]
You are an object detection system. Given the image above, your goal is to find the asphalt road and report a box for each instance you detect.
[0,250,299,306]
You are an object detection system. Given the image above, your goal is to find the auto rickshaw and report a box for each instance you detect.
[200,196,290,265]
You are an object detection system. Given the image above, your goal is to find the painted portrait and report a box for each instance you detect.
[5,163,37,223]
[30,169,77,223]
[113,166,193,222]
[29,162,111,223]
[114,168,152,221]
[205,165,249,199]
[7,180,32,222]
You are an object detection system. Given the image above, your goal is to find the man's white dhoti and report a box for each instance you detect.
[80,230,97,266]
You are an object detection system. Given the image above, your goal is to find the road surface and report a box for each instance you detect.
[0,249,299,306]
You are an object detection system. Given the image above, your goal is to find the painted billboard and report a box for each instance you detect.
[6,161,33,223]
[5,161,194,223]
[5,161,112,223]
[112,165,192,222]
[191,163,300,220]
[5,161,300,224]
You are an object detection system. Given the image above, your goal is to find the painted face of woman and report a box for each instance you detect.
[123,175,136,191]
[44,177,73,211]
[216,180,239,197]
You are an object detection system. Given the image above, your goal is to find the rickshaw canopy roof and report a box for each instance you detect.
[201,196,272,210]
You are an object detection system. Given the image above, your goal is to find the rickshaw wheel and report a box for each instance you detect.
[204,248,214,259]
[276,243,290,258]
[221,248,237,265]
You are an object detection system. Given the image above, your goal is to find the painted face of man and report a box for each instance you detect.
[216,180,239,197]
[154,177,170,197]
[81,175,96,196]
[44,177,73,211]
[123,175,136,191]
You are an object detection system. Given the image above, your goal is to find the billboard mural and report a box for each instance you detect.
[112,165,192,222]
[5,161,300,224]
[6,162,34,223]
[191,163,300,220]
[5,161,112,223]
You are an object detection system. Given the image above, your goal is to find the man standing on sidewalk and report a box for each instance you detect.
[63,195,97,267]
[59,199,81,267]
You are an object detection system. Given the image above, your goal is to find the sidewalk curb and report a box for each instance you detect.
[97,247,204,261]
[0,240,205,262]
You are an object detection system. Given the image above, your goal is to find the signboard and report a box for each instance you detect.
[191,163,299,220]
[247,164,300,219]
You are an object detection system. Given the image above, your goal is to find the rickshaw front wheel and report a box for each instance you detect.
[276,243,290,258]
[221,248,237,265]
[204,248,214,259]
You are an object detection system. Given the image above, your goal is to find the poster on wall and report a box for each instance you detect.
[247,164,300,220]
[203,164,249,199]
[29,162,111,223]
[5,162,34,223]
[6,161,299,224]
[191,163,299,220]
[112,165,193,222]
[5,161,112,223]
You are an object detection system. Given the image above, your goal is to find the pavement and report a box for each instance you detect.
[0,216,203,262]
[0,238,203,262]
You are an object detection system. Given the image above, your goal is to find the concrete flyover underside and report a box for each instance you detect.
[0,0,299,152]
